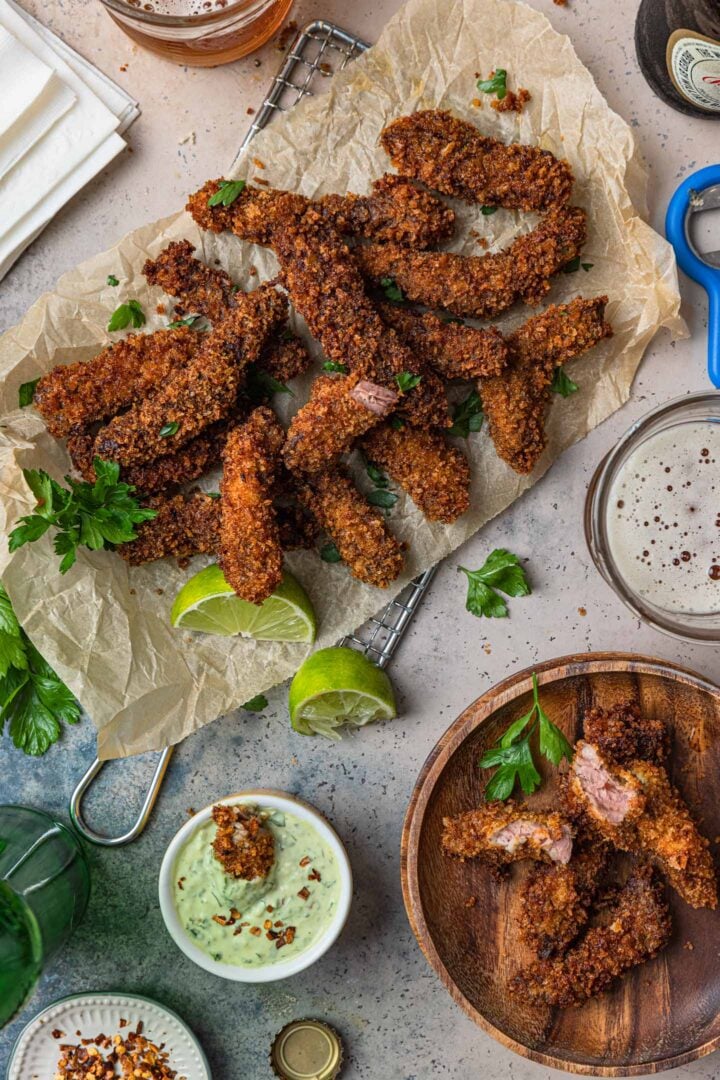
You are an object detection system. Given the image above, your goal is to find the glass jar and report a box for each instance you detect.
[585,391,720,643]
[98,0,294,66]
[0,806,91,1027]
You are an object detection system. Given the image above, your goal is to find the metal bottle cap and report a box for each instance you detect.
[269,1019,344,1080]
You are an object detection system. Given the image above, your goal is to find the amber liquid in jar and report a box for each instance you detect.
[102,0,294,66]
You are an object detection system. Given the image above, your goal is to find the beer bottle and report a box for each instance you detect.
[635,0,720,118]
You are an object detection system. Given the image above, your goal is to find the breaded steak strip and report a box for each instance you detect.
[378,303,507,380]
[380,110,574,210]
[299,468,404,588]
[441,802,573,868]
[219,407,285,604]
[118,491,220,566]
[481,296,613,474]
[510,866,671,1007]
[628,760,717,910]
[361,423,471,523]
[355,205,587,319]
[518,834,609,958]
[283,374,398,476]
[583,702,669,765]
[143,239,237,323]
[187,174,455,248]
[565,741,646,846]
[34,327,199,438]
[94,285,286,468]
[269,199,449,429]
[68,421,234,496]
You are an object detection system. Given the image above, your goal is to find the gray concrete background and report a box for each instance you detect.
[1,0,719,1075]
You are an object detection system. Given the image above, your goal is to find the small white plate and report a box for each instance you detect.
[7,991,211,1079]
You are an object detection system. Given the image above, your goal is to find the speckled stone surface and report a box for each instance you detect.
[0,0,719,1076]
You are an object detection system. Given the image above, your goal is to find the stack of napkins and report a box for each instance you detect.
[0,0,139,281]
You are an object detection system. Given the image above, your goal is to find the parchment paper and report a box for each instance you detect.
[0,0,685,759]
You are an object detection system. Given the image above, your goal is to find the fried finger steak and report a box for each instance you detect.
[441,802,573,868]
[583,701,669,765]
[283,374,398,476]
[269,198,449,429]
[187,174,455,248]
[481,296,613,474]
[378,303,507,380]
[34,327,200,438]
[510,866,671,1007]
[118,491,220,566]
[219,407,285,604]
[361,423,471,524]
[355,205,587,319]
[518,834,609,958]
[565,741,646,847]
[94,285,286,468]
[380,110,574,210]
[299,468,404,588]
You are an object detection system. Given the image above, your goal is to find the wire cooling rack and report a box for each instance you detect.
[239,19,437,668]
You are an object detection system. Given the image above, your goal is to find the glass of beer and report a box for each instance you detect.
[0,806,90,1027]
[98,0,295,66]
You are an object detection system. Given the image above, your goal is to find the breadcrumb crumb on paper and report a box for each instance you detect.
[0,0,684,758]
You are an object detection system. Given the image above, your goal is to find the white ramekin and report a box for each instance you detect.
[158,789,353,983]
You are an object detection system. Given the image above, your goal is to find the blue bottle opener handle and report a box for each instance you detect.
[665,164,720,388]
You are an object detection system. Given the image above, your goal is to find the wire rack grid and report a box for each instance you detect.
[239,19,437,669]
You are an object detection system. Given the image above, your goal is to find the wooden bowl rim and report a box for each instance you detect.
[401,651,720,1077]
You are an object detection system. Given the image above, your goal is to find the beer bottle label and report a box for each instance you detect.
[667,29,720,113]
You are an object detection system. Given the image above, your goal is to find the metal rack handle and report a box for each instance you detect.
[69,747,174,847]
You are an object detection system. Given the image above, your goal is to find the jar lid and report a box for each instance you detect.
[269,1019,344,1080]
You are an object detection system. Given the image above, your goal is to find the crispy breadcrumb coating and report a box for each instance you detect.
[118,491,220,566]
[94,285,286,468]
[259,334,313,383]
[219,407,285,604]
[355,205,587,319]
[441,802,573,867]
[34,327,199,438]
[510,866,671,1007]
[212,803,275,880]
[518,833,609,958]
[628,760,717,910]
[299,468,404,588]
[361,423,470,523]
[378,303,507,379]
[283,373,398,476]
[68,420,234,496]
[583,702,669,765]
[269,198,449,429]
[380,110,574,210]
[187,174,455,248]
[143,239,237,323]
[275,501,320,550]
[481,296,612,473]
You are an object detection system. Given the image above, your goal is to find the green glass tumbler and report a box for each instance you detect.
[0,805,90,1027]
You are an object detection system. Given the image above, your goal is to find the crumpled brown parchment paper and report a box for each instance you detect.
[0,0,685,758]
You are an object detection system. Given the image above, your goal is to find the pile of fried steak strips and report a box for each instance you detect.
[33,110,612,604]
[442,702,717,1007]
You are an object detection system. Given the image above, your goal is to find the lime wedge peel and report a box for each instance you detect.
[170,564,316,643]
[289,646,397,739]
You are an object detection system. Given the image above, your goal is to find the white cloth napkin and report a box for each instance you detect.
[0,0,140,281]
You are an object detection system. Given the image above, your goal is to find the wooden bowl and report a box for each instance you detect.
[401,653,720,1076]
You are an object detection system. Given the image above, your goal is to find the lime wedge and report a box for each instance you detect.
[170,564,316,642]
[288,646,397,739]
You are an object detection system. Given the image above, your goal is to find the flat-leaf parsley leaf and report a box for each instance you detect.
[108,299,145,332]
[395,371,422,393]
[458,548,531,619]
[18,379,39,408]
[449,389,483,438]
[477,68,507,99]
[551,366,579,397]
[208,179,246,208]
[380,276,404,303]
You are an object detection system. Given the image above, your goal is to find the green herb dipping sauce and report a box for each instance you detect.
[172,805,341,968]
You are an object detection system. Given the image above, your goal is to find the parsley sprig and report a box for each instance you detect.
[479,673,573,800]
[108,300,145,332]
[458,548,531,618]
[551,367,579,397]
[8,460,157,574]
[208,179,246,208]
[0,584,80,756]
[477,68,507,99]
